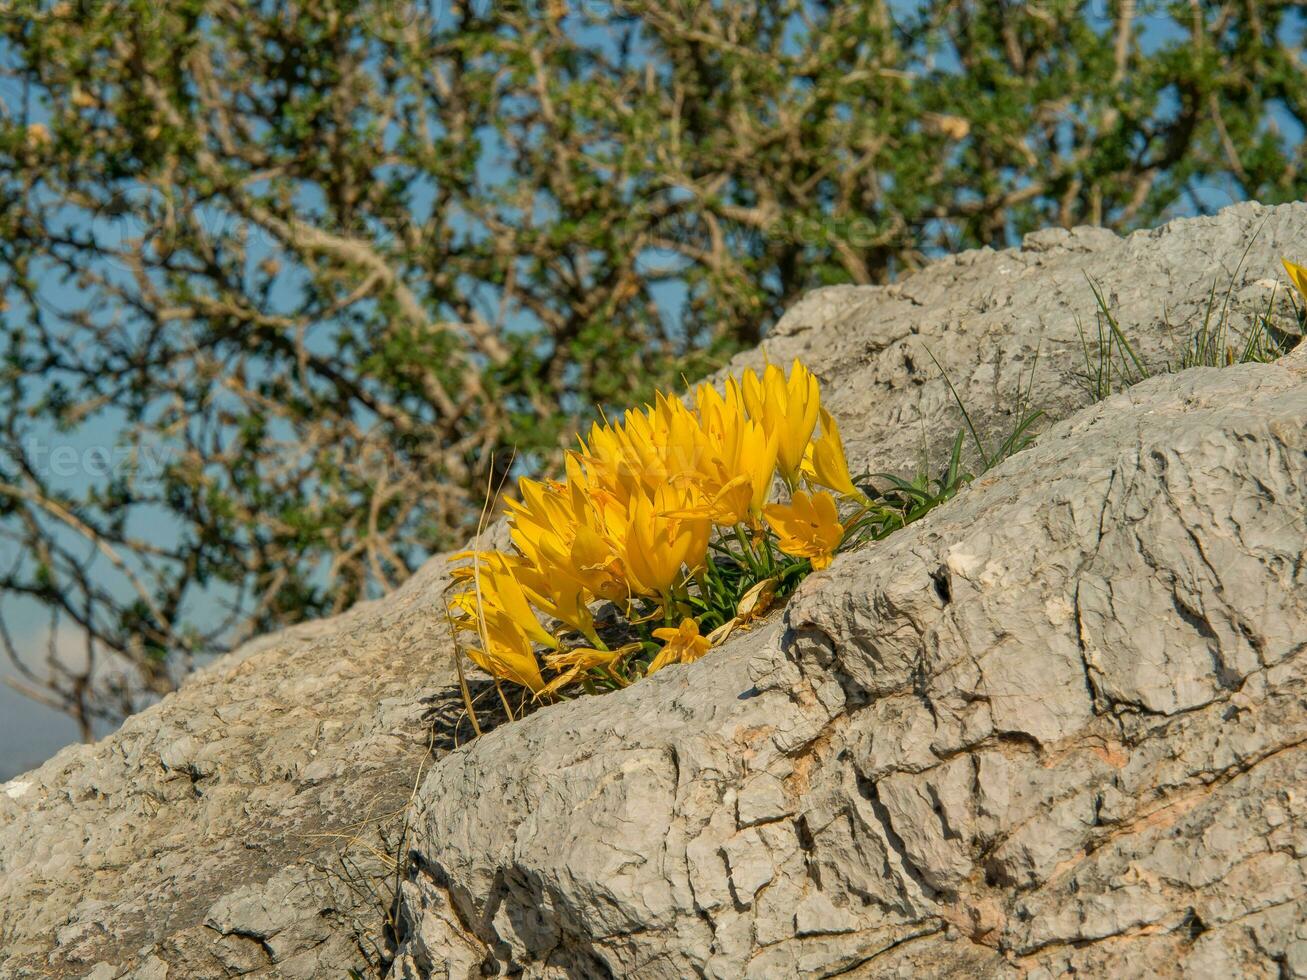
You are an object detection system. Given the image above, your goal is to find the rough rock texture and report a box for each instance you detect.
[391,362,1307,979]
[1,200,1305,979]
[0,571,461,979]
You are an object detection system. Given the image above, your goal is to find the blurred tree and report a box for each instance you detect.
[1,0,1304,733]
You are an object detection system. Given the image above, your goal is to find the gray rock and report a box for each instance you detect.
[0,563,462,978]
[388,360,1306,978]
[736,772,789,828]
[2,201,1305,978]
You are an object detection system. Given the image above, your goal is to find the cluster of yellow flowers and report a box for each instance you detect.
[447,259,1307,710]
[448,359,869,700]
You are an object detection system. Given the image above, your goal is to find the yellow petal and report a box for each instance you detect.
[705,619,739,645]
[1284,258,1307,303]
[648,617,711,674]
[764,491,843,568]
[539,664,586,697]
[646,646,678,675]
[466,615,545,693]
[805,408,864,500]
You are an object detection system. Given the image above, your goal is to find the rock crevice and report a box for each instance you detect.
[2,202,1305,979]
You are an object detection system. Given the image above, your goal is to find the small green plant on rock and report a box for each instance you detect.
[1076,257,1305,404]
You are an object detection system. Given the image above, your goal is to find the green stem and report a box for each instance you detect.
[733,524,764,577]
[660,594,676,628]
[693,569,710,600]
[757,530,777,577]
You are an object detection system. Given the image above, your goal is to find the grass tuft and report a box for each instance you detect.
[1076,249,1302,404]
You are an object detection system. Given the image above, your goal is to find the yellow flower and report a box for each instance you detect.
[448,550,559,650]
[695,428,777,526]
[446,587,480,633]
[764,490,844,570]
[507,459,624,613]
[512,561,595,639]
[464,606,547,694]
[506,476,578,575]
[578,414,648,505]
[447,356,856,705]
[708,412,778,523]
[648,618,712,675]
[694,377,746,447]
[801,407,865,501]
[1283,258,1307,303]
[580,393,702,506]
[742,359,821,487]
[619,483,711,597]
[670,381,779,525]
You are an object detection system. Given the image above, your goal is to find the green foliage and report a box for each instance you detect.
[1076,265,1302,404]
[692,530,811,635]
[1076,276,1154,402]
[845,431,973,550]
[1169,284,1299,372]
[1,0,1305,723]
[845,346,1047,559]
[926,346,1045,475]
[843,397,1045,562]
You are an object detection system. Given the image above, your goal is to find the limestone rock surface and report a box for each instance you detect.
[1,201,1305,979]
[390,362,1307,979]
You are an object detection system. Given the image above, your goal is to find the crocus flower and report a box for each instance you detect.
[450,550,559,650]
[464,606,547,694]
[763,490,844,570]
[802,407,865,502]
[450,356,856,707]
[507,460,624,610]
[672,386,779,525]
[742,359,821,488]
[619,484,711,597]
[694,377,746,445]
[647,618,712,674]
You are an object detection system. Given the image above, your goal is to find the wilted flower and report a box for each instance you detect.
[541,645,625,696]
